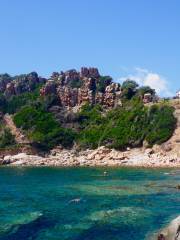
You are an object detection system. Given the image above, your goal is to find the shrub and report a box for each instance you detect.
[77,101,176,150]
[96,76,112,93]
[0,128,16,148]
[14,106,76,150]
[2,84,42,114]
[121,80,139,100]
[69,78,83,89]
[146,105,176,145]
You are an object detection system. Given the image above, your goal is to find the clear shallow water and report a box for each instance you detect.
[0,167,180,240]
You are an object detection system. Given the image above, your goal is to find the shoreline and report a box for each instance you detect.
[0,145,179,168]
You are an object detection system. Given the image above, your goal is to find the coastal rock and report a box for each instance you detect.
[145,148,154,155]
[157,216,180,240]
[3,153,44,165]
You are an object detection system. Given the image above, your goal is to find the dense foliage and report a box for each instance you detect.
[96,76,112,93]
[145,104,176,145]
[69,78,83,89]
[77,99,176,149]
[0,84,42,114]
[0,73,177,152]
[13,106,75,150]
[0,127,16,148]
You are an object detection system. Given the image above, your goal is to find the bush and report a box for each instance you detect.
[121,80,139,100]
[0,128,16,148]
[1,84,42,114]
[146,105,176,145]
[69,78,83,89]
[14,106,76,150]
[96,76,112,93]
[77,101,176,150]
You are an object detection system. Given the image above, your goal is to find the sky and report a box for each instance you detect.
[0,0,179,96]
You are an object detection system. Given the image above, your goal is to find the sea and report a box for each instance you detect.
[0,167,180,240]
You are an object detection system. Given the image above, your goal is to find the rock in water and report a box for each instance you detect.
[157,216,180,240]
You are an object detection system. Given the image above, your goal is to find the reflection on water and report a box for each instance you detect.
[0,167,180,240]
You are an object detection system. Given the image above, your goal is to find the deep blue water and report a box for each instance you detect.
[0,167,180,240]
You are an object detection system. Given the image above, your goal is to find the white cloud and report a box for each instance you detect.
[118,67,173,97]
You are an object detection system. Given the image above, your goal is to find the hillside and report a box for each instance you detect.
[0,67,178,158]
[162,99,180,156]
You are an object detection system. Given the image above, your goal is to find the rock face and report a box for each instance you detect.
[40,67,122,109]
[157,216,180,240]
[0,72,46,97]
[0,74,12,92]
[0,67,122,109]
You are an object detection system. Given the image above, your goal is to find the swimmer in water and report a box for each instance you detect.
[69,198,81,204]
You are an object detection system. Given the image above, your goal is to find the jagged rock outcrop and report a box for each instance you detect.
[40,67,122,109]
[0,67,160,110]
[0,67,122,109]
[80,67,100,78]
[0,72,46,97]
[40,80,57,95]
[0,74,12,92]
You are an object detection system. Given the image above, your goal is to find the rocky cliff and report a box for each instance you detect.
[0,72,46,97]
[0,67,123,110]
[40,67,122,109]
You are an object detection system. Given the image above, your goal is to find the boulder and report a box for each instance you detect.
[157,216,180,240]
[80,67,100,78]
[145,148,154,155]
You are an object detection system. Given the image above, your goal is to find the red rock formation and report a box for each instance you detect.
[40,80,56,96]
[57,86,78,107]
[5,82,15,97]
[40,67,122,109]
[80,67,100,78]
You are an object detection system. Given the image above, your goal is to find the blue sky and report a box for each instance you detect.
[0,0,179,96]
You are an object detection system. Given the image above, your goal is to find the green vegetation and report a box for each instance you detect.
[137,86,155,97]
[77,98,176,149]
[13,105,75,150]
[0,127,16,148]
[0,73,177,152]
[145,104,176,145]
[69,78,83,88]
[121,80,139,100]
[96,76,112,93]
[0,84,42,114]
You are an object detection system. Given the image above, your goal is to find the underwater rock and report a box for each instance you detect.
[88,207,151,225]
[0,211,42,236]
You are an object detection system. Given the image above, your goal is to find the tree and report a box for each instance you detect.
[138,86,155,97]
[122,80,139,90]
[121,80,139,100]
[97,76,112,93]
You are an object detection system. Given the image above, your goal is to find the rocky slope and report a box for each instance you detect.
[0,68,179,167]
[3,114,29,144]
[1,100,179,167]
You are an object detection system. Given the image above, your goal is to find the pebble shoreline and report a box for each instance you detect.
[1,146,179,168]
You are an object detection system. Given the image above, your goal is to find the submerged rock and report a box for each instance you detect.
[0,211,42,235]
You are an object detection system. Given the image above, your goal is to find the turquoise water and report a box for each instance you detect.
[0,167,180,240]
